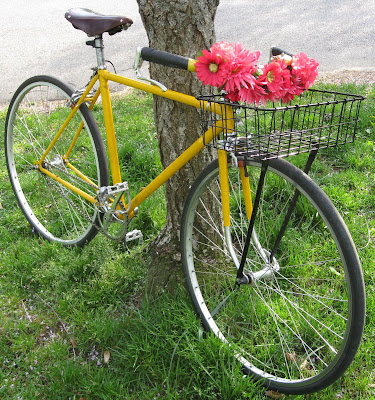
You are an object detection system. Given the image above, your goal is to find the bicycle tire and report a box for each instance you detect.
[5,75,109,246]
[181,158,365,394]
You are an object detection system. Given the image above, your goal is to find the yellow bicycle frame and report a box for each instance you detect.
[36,68,253,225]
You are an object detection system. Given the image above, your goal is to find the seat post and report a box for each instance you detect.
[87,35,107,70]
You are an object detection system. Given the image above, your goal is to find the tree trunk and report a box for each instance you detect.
[136,0,219,291]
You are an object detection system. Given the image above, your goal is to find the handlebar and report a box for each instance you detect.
[270,46,294,58]
[140,47,197,71]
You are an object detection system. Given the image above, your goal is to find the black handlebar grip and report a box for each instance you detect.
[271,47,294,57]
[141,47,190,70]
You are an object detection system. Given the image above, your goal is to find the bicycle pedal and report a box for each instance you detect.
[125,229,143,244]
[98,182,129,198]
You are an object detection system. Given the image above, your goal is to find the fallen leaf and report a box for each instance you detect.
[265,390,285,399]
[103,350,110,364]
[286,351,297,363]
[300,358,309,370]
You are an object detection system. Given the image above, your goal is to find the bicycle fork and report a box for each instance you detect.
[218,149,318,286]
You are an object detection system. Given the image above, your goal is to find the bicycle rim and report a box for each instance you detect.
[5,76,108,246]
[181,158,365,394]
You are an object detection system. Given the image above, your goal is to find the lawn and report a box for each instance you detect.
[0,84,374,399]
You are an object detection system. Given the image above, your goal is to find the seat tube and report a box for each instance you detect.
[98,70,122,184]
[92,36,122,184]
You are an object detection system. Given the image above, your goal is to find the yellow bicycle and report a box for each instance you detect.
[4,8,366,395]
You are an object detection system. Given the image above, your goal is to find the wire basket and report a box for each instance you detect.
[198,89,364,160]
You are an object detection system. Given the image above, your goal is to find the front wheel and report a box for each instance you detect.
[181,158,365,394]
[5,76,109,246]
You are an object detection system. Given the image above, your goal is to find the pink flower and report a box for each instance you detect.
[195,49,227,87]
[238,78,267,105]
[195,42,318,105]
[210,42,237,62]
[280,92,296,103]
[256,59,294,103]
[263,62,284,92]
[291,52,319,90]
[259,61,285,98]
[224,47,261,93]
[224,89,241,103]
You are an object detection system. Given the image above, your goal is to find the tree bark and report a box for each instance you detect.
[136,0,219,291]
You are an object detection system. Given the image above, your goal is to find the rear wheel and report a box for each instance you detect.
[5,75,109,246]
[181,158,365,394]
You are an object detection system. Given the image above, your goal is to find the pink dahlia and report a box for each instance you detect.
[259,61,285,94]
[195,49,227,87]
[238,77,267,105]
[224,89,241,103]
[257,59,294,103]
[224,48,261,93]
[280,77,306,103]
[210,41,237,62]
[291,52,319,90]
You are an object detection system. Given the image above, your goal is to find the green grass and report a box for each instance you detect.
[1,84,375,399]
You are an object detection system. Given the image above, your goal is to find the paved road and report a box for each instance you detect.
[1,0,374,104]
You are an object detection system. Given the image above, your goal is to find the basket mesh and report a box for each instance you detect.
[199,89,364,160]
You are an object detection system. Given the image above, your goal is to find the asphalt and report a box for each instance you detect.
[1,0,374,105]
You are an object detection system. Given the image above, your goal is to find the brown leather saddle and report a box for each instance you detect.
[65,8,133,36]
